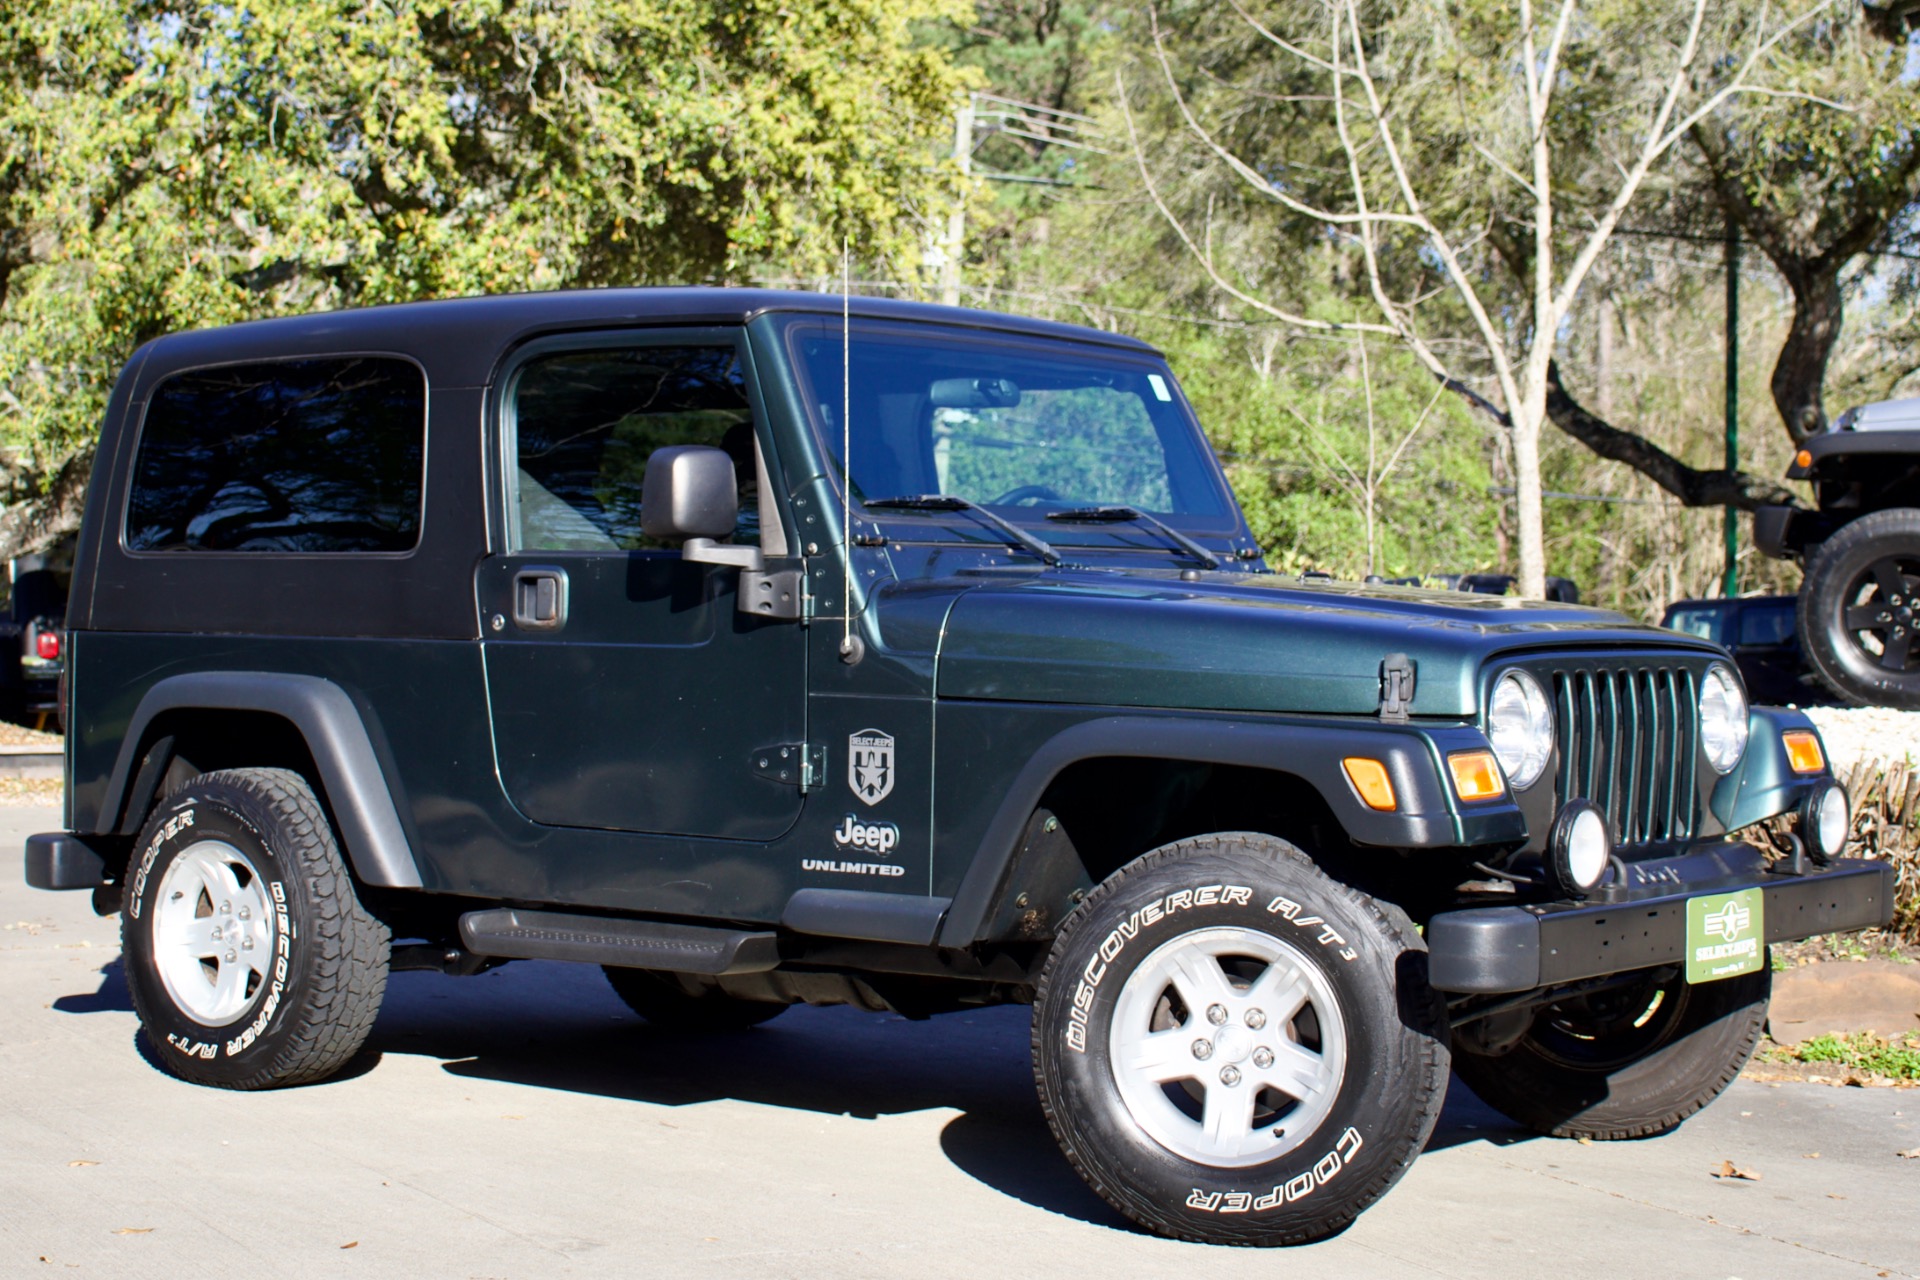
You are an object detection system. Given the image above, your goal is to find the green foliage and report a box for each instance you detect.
[1771,1031,1920,1080]
[0,0,971,506]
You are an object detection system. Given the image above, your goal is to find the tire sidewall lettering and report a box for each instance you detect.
[126,798,300,1068]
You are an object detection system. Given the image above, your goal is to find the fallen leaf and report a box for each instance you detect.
[1897,1147,1920,1159]
[340,1242,358,1250]
[500,1115,524,1121]
[66,1160,97,1168]
[1829,1193,1848,1199]
[1802,1152,1820,1159]
[1575,1136,1593,1146]
[1711,1160,1762,1181]
[112,1228,153,1235]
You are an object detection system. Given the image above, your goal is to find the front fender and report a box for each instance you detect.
[1711,705,1834,832]
[936,712,1526,948]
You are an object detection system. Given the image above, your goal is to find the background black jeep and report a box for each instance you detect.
[1757,395,1920,707]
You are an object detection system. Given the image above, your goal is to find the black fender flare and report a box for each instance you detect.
[936,714,1519,949]
[96,671,422,889]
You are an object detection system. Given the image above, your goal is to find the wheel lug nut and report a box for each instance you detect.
[237,907,250,921]
[241,937,254,951]
[1245,1008,1267,1030]
[224,950,236,963]
[1253,1047,1275,1069]
[220,901,231,915]
[1192,1039,1214,1060]
[1219,1066,1241,1086]
[1206,1004,1228,1026]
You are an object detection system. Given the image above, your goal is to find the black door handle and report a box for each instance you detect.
[511,566,568,631]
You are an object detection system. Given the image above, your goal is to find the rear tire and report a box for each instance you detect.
[603,967,788,1031]
[1800,507,1920,708]
[1031,832,1449,1247]
[121,768,389,1089]
[1452,965,1768,1140]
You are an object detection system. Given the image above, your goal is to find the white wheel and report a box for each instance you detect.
[1109,926,1348,1168]
[152,839,277,1026]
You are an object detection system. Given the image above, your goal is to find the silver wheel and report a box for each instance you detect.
[151,839,276,1027]
[1108,925,1348,1168]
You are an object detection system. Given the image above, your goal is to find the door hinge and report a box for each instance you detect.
[738,568,807,621]
[751,742,825,792]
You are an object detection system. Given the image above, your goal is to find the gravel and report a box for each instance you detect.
[1803,706,1920,774]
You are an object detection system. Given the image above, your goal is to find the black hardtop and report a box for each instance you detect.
[125,288,1162,391]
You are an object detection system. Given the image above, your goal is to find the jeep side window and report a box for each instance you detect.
[508,345,758,552]
[125,357,425,553]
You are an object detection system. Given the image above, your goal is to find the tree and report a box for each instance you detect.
[1120,0,1835,596]
[0,0,971,559]
[1687,4,1920,441]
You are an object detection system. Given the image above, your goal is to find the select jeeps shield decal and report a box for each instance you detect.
[848,729,895,805]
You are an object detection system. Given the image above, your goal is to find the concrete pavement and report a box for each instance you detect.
[3,803,1916,1278]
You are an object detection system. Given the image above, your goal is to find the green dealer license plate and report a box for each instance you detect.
[1685,887,1765,984]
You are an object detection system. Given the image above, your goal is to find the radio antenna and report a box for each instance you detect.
[838,237,859,661]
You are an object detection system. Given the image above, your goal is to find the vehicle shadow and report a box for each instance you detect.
[365,959,1532,1229]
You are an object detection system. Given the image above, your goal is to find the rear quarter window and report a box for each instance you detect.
[125,356,426,553]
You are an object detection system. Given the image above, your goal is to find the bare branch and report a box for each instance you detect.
[1114,71,1396,336]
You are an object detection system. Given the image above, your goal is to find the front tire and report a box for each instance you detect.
[122,768,389,1089]
[1800,507,1920,708]
[1031,832,1449,1247]
[1452,966,1768,1140]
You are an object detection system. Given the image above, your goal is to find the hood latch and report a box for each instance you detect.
[1380,653,1416,723]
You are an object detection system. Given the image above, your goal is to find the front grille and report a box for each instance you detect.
[1548,664,1699,845]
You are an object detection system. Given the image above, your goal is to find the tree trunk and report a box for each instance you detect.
[1771,267,1846,443]
[1542,362,1800,509]
[0,448,94,564]
[1511,407,1547,600]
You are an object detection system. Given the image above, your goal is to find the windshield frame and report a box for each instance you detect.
[772,314,1248,548]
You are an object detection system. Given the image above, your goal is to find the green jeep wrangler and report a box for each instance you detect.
[24,290,1892,1245]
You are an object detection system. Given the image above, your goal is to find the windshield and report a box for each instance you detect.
[782,318,1239,532]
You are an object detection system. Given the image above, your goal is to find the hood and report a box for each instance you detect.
[919,568,1717,718]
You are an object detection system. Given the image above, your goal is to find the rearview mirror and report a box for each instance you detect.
[929,376,1021,409]
[641,445,765,573]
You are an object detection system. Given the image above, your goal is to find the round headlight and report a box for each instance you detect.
[1487,670,1554,790]
[1802,781,1850,863]
[1548,800,1612,897]
[1698,663,1750,775]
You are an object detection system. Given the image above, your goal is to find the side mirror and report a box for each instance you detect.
[641,445,762,570]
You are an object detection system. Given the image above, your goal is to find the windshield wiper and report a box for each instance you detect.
[1046,506,1221,570]
[863,494,1063,566]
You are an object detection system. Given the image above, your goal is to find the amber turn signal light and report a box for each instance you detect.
[1782,729,1826,775]
[1795,449,1813,469]
[1342,757,1397,811]
[1448,750,1506,801]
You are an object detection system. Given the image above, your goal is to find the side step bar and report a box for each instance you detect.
[458,908,778,976]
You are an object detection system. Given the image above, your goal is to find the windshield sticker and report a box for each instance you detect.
[849,729,895,805]
[1147,374,1172,402]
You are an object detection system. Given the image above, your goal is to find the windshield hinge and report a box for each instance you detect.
[751,743,825,792]
[738,568,806,622]
[1379,653,1416,723]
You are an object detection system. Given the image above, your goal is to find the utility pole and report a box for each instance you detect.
[1723,224,1740,598]
[940,94,975,308]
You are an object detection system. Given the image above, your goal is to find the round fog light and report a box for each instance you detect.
[1801,782,1850,865]
[1548,800,1611,898]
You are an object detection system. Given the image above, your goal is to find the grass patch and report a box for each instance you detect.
[1761,1032,1920,1081]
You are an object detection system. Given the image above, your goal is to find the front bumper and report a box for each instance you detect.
[1426,845,1894,994]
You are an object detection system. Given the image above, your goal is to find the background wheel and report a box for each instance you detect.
[1799,507,1920,708]
[122,768,389,1089]
[1031,832,1449,1247]
[603,967,788,1031]
[1451,965,1768,1140]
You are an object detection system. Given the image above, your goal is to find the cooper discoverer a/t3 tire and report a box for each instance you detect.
[1031,832,1449,1247]
[1799,507,1920,708]
[1452,965,1768,1140]
[121,768,389,1089]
